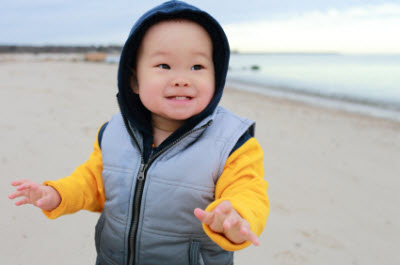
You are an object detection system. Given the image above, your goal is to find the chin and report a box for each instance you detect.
[168,113,194,121]
[164,109,203,122]
[170,115,191,121]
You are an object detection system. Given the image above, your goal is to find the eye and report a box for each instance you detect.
[191,65,203,71]
[157,64,170,69]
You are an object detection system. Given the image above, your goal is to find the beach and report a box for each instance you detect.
[1,55,399,264]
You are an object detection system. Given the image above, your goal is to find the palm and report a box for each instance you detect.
[22,183,43,205]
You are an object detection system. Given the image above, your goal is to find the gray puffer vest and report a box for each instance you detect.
[95,106,255,265]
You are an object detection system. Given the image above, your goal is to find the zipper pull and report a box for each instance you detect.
[137,163,146,181]
[202,119,213,128]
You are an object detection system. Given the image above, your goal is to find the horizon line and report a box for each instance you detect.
[1,44,399,56]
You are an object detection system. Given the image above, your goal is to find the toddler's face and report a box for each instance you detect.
[132,20,215,129]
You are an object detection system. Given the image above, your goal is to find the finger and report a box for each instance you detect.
[216,201,232,214]
[240,224,259,246]
[36,198,46,208]
[11,179,28,186]
[194,208,213,225]
[202,211,215,226]
[194,208,215,225]
[223,215,240,230]
[194,208,206,221]
[16,183,31,191]
[17,182,38,192]
[8,191,26,200]
[15,197,30,206]
[240,220,251,237]
[247,230,259,246]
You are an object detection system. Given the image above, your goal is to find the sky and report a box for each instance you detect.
[2,0,400,53]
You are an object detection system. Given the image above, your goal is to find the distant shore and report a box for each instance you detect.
[0,45,122,54]
[5,45,391,55]
[0,45,335,55]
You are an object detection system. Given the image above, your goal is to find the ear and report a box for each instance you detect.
[130,71,139,94]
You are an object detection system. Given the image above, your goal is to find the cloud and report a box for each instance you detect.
[224,3,400,53]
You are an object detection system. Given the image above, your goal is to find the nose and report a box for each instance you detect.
[172,77,190,87]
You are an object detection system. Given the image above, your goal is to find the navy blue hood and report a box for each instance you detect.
[117,0,230,147]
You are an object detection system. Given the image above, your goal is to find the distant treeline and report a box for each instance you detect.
[0,45,123,54]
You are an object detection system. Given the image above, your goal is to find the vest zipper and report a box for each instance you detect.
[119,110,213,265]
[119,114,145,265]
[128,163,146,265]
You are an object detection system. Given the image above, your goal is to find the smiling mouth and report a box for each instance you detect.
[168,96,193,100]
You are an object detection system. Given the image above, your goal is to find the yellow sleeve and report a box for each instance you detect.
[42,125,106,219]
[202,138,269,251]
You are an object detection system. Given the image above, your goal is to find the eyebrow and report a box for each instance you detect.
[148,51,169,58]
[149,50,211,59]
[192,51,212,59]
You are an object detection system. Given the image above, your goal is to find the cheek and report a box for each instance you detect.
[137,82,163,108]
[202,81,215,103]
[204,73,215,99]
[138,91,157,113]
[138,77,162,97]
[136,68,160,92]
[139,87,158,102]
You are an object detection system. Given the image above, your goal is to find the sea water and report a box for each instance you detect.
[228,53,400,114]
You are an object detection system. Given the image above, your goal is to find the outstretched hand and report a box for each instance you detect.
[8,179,61,211]
[194,201,259,246]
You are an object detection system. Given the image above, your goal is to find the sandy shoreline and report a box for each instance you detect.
[1,57,399,264]
[226,78,400,123]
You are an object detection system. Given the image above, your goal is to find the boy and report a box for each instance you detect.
[9,1,269,264]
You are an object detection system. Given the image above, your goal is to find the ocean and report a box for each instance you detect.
[227,53,400,120]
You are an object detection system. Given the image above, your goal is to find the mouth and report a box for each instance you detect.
[167,96,193,100]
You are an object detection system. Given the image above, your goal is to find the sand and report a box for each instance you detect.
[1,55,399,264]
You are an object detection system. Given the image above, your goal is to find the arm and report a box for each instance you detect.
[42,125,106,219]
[194,138,269,251]
[8,125,106,219]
